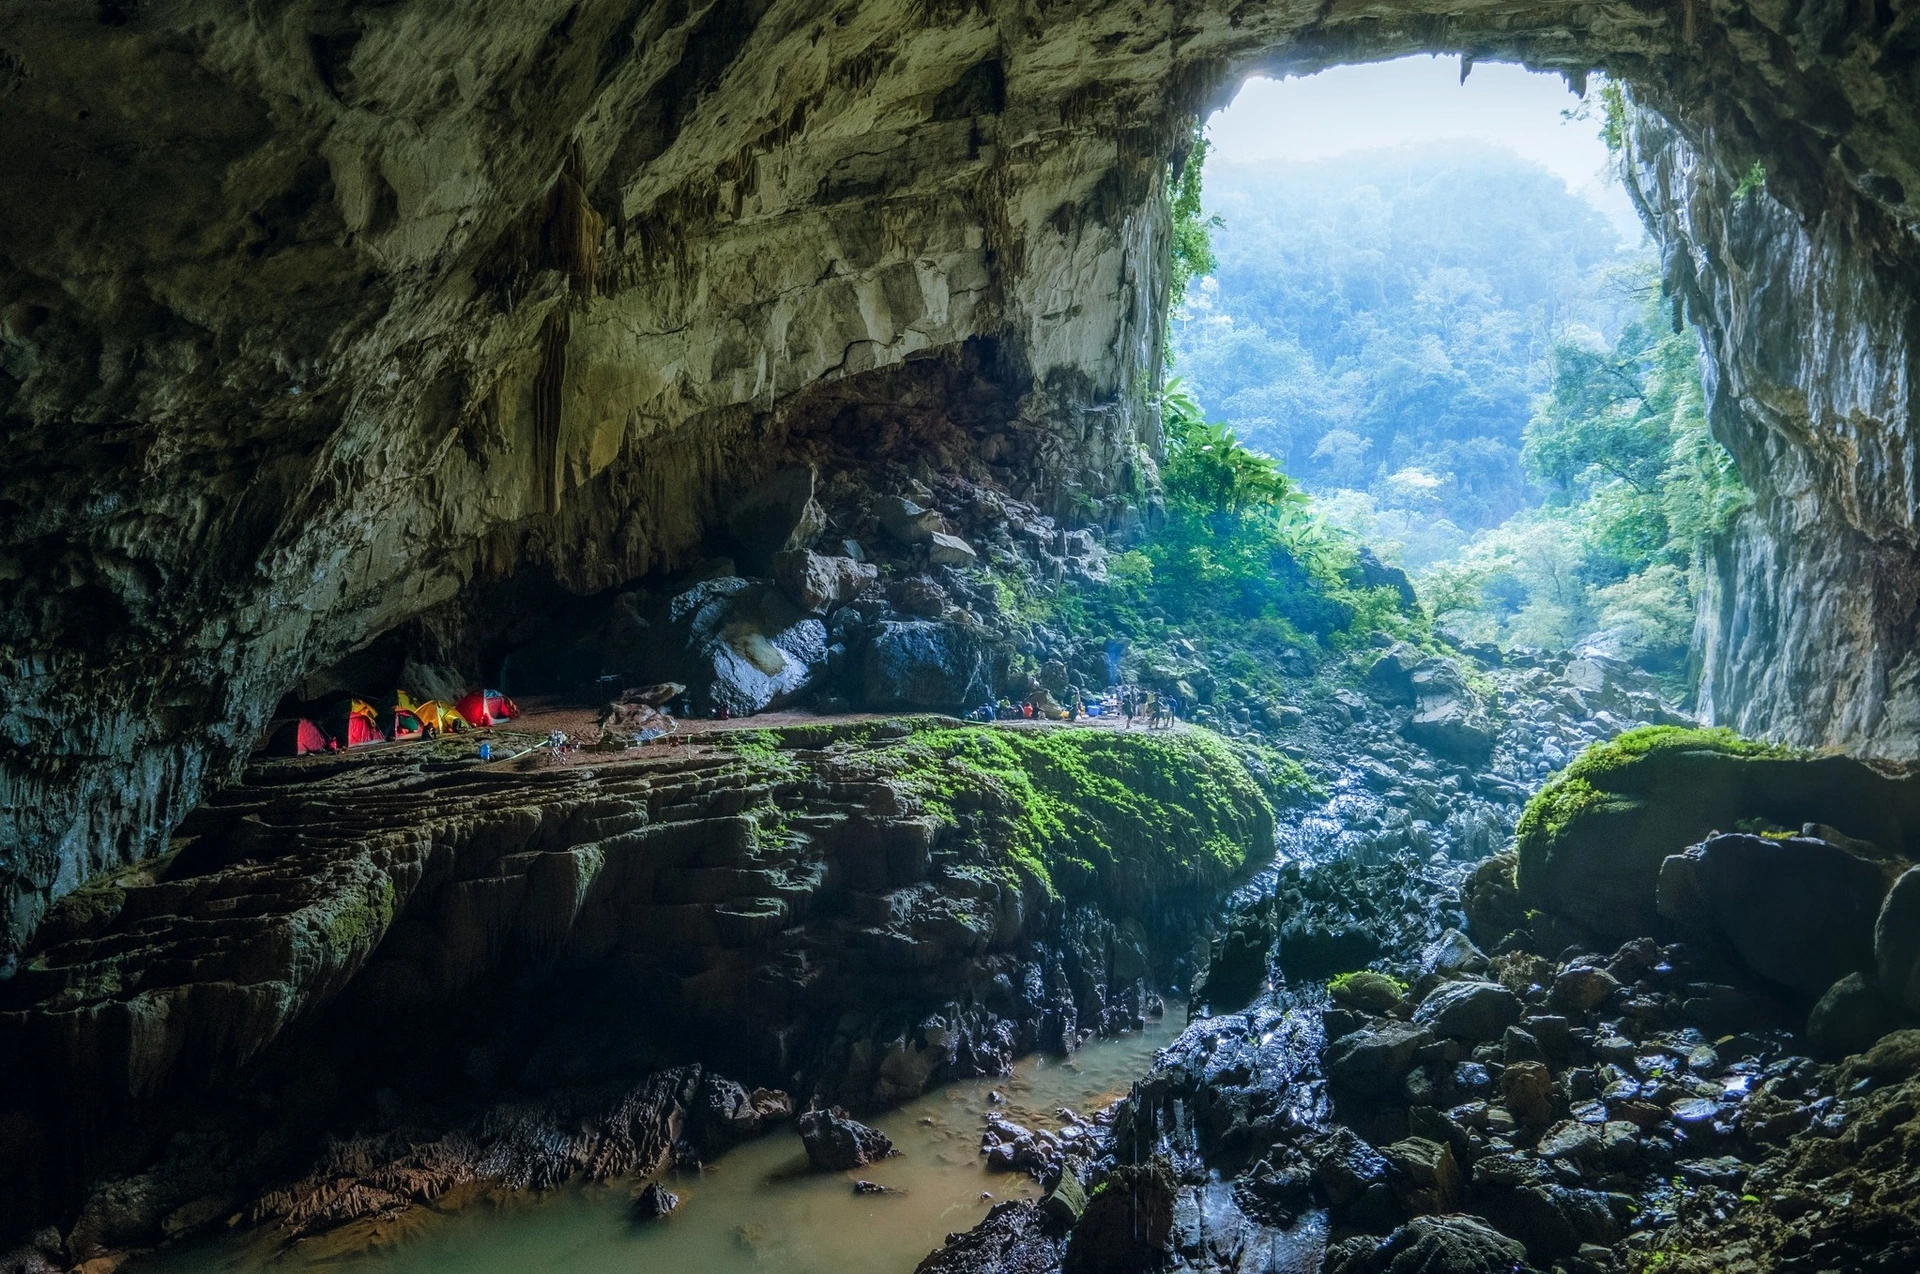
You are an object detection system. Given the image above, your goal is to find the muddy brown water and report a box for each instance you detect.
[143,1011,1182,1274]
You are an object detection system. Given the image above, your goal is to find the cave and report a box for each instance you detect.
[6,1,1920,1271]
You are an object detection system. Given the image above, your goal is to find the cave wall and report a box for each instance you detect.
[5,0,1920,951]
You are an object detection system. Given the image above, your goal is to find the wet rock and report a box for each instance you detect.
[860,621,992,711]
[630,1182,679,1221]
[697,1077,793,1152]
[797,1107,895,1171]
[728,466,827,572]
[1462,854,1525,945]
[1421,929,1487,978]
[1414,981,1521,1042]
[771,550,877,614]
[1062,1159,1175,1274]
[1325,1022,1433,1097]
[1875,866,1920,1014]
[1324,1214,1532,1274]
[1469,1153,1619,1265]
[915,1200,1055,1274]
[1806,972,1903,1058]
[1315,1127,1392,1208]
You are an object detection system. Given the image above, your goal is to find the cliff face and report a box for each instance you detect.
[1633,114,1920,757]
[5,0,1920,950]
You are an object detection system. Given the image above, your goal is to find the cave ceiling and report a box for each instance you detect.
[3,0,1920,951]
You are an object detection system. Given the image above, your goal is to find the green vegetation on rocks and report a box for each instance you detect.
[869,723,1278,905]
[1515,726,1920,940]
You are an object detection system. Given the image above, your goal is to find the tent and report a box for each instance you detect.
[342,698,384,747]
[264,718,332,757]
[455,689,519,727]
[389,706,426,742]
[411,699,466,734]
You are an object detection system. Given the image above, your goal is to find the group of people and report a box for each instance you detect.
[967,684,1180,729]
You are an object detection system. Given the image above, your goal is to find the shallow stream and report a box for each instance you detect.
[145,1012,1180,1274]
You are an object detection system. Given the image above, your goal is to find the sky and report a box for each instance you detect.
[1206,56,1641,237]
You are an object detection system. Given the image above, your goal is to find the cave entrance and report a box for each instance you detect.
[1173,57,1745,704]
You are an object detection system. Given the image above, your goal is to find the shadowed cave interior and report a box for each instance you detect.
[7,2,1920,1272]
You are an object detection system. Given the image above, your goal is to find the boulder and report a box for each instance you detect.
[771,550,877,614]
[1041,1171,1087,1225]
[927,532,978,567]
[878,495,943,544]
[1315,1128,1392,1208]
[1401,662,1495,762]
[1384,1137,1464,1215]
[696,1076,793,1152]
[1329,970,1407,1014]
[619,578,826,716]
[1344,547,1419,609]
[1498,1061,1554,1127]
[1413,981,1521,1042]
[630,1182,679,1221]
[1547,964,1621,1015]
[1323,1215,1530,1274]
[1807,971,1904,1058]
[859,620,992,712]
[1325,1021,1432,1097]
[1461,854,1525,945]
[1062,1160,1175,1274]
[727,466,826,571]
[1876,866,1920,1014]
[1515,726,1920,941]
[796,1106,894,1171]
[1364,643,1421,705]
[1659,832,1899,995]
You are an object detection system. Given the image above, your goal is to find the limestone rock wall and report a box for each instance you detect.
[7,0,1920,949]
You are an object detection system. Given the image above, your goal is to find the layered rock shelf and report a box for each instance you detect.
[0,718,1272,1253]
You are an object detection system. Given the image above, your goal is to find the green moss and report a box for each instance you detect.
[319,873,398,963]
[751,720,1275,904]
[1514,725,1794,849]
[1328,970,1407,1011]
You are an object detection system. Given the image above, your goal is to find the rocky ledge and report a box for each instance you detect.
[0,717,1275,1262]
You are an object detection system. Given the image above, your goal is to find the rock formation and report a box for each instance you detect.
[0,716,1268,1245]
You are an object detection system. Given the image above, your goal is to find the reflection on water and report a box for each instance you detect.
[145,1011,1179,1274]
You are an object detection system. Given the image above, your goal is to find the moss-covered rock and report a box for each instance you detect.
[1515,726,1920,939]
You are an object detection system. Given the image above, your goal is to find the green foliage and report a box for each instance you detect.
[1732,161,1767,201]
[1172,143,1628,532]
[1421,281,1749,679]
[1167,123,1219,312]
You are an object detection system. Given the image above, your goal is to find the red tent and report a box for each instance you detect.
[265,718,332,757]
[455,689,519,727]
[344,698,383,747]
